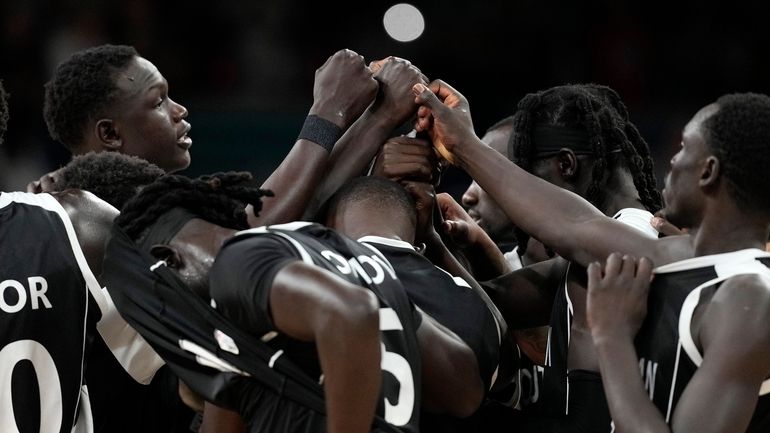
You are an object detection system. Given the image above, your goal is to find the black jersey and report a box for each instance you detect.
[102,221,420,433]
[210,223,423,433]
[630,248,770,432]
[357,236,503,433]
[0,192,159,433]
[517,209,656,431]
[357,236,502,390]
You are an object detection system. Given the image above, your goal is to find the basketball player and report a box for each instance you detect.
[43,44,192,173]
[101,172,479,433]
[414,80,770,432]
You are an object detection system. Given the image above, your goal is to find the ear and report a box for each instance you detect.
[556,149,579,179]
[699,156,720,188]
[150,244,183,270]
[95,119,122,150]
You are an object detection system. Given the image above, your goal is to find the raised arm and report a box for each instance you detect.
[252,49,378,226]
[304,57,427,219]
[411,81,675,267]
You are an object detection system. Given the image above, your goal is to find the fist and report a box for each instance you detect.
[311,49,378,129]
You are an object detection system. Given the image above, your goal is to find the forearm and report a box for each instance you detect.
[462,233,512,280]
[454,137,612,266]
[200,402,246,433]
[304,111,394,219]
[424,232,508,339]
[316,302,382,433]
[252,139,329,226]
[594,336,670,433]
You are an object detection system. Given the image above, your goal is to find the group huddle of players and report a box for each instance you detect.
[1,44,770,433]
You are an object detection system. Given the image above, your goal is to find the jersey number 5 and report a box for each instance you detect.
[379,308,415,427]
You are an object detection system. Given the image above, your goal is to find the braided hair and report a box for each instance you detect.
[510,84,662,253]
[116,171,273,242]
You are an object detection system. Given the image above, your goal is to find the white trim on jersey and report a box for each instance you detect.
[357,235,414,250]
[235,224,316,265]
[612,208,659,239]
[677,255,770,397]
[235,221,315,237]
[654,248,770,274]
[0,192,164,385]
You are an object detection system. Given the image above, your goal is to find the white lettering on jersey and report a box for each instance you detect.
[319,250,398,284]
[639,357,659,399]
[0,277,53,313]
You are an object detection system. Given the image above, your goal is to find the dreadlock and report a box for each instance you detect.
[116,171,273,243]
[510,84,662,253]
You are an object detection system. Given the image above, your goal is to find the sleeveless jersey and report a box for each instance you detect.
[103,221,421,433]
[630,248,770,432]
[357,236,502,390]
[357,236,503,433]
[520,208,657,430]
[0,192,98,433]
[1,192,163,433]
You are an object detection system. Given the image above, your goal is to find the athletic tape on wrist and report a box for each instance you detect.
[297,115,343,152]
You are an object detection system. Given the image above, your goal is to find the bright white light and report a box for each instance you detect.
[383,3,425,43]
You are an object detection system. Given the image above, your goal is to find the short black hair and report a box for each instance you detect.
[703,93,770,214]
[43,44,138,152]
[55,152,165,210]
[511,84,662,252]
[326,176,417,229]
[116,172,273,243]
[0,79,9,146]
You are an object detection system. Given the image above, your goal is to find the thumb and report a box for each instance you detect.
[412,83,445,114]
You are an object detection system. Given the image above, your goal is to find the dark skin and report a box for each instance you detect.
[303,56,427,219]
[461,125,517,244]
[28,56,190,192]
[414,81,770,432]
[368,144,515,394]
[324,185,487,416]
[378,94,648,372]
[155,212,485,431]
[152,219,382,433]
[249,48,378,227]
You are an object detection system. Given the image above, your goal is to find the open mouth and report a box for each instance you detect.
[177,133,192,150]
[177,125,192,149]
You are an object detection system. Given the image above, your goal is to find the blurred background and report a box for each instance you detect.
[1,0,768,194]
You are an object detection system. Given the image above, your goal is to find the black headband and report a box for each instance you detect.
[532,125,592,156]
[138,207,199,251]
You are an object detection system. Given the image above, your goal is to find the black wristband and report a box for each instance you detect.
[297,115,343,153]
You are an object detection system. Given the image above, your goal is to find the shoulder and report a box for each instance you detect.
[700,273,770,355]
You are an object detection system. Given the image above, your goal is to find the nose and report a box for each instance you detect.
[170,97,188,121]
[462,181,480,207]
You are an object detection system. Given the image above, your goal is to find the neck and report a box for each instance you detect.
[330,212,415,245]
[594,167,647,216]
[689,202,768,256]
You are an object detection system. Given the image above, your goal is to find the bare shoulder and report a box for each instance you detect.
[700,273,770,354]
[715,273,770,319]
[50,189,118,277]
[52,189,118,223]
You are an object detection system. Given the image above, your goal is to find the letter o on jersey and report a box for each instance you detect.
[1,277,52,313]
[0,280,27,313]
